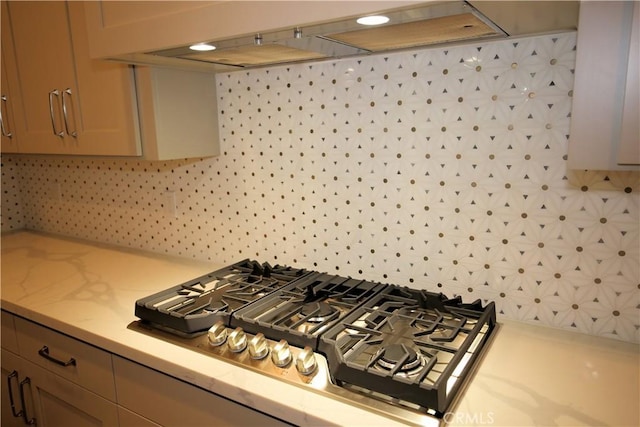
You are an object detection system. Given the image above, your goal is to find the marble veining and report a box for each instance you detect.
[1,231,638,427]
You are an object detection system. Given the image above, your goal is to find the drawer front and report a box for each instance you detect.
[113,356,289,427]
[1,311,19,353]
[14,317,115,401]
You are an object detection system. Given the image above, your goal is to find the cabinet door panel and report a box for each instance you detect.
[66,2,141,156]
[2,1,22,154]
[24,358,119,427]
[1,350,25,427]
[568,1,640,170]
[5,0,76,153]
[1,55,19,153]
[4,1,141,156]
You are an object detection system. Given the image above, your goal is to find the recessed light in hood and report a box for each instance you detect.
[356,15,390,26]
[189,43,216,52]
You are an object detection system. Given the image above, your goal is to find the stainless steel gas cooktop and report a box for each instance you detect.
[131,259,496,425]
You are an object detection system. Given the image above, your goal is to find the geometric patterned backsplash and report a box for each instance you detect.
[1,32,639,343]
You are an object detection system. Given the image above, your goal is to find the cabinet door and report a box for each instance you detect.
[23,357,119,427]
[1,350,26,427]
[65,1,141,156]
[4,0,141,156]
[1,53,19,153]
[1,1,20,154]
[568,1,640,170]
[4,0,76,152]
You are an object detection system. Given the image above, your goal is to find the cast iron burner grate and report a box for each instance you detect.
[318,285,496,415]
[134,259,311,336]
[231,272,386,350]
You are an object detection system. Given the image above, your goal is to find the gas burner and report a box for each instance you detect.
[375,344,423,373]
[232,272,385,350]
[299,301,337,323]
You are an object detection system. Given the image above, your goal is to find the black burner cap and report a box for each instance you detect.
[377,344,421,372]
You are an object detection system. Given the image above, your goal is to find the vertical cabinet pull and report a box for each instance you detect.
[48,89,64,138]
[0,95,13,138]
[61,88,77,138]
[18,377,36,425]
[6,370,23,418]
[38,345,77,367]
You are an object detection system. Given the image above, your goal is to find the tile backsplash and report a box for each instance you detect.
[2,32,639,343]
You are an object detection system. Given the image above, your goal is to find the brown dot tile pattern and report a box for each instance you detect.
[1,32,639,343]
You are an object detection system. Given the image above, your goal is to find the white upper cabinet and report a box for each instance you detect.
[568,1,640,170]
[2,1,141,156]
[2,1,220,160]
[1,17,19,154]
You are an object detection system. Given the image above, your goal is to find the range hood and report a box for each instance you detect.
[144,0,579,70]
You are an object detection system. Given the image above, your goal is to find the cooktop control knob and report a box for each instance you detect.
[207,321,227,347]
[248,333,269,359]
[227,327,247,353]
[294,346,317,375]
[271,339,292,367]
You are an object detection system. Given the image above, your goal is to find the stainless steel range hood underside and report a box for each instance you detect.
[147,1,578,70]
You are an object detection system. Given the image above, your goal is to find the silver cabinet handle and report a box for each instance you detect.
[6,370,23,418]
[48,89,64,137]
[38,345,76,367]
[62,88,77,138]
[18,377,36,425]
[1,95,13,138]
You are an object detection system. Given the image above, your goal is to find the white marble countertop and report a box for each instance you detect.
[1,231,638,426]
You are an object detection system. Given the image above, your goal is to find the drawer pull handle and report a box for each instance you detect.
[7,370,23,418]
[19,377,36,425]
[38,345,77,367]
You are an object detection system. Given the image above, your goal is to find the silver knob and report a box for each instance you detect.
[271,340,292,367]
[227,327,247,353]
[248,333,269,359]
[207,321,227,346]
[295,346,317,375]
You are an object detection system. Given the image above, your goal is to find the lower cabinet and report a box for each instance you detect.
[2,311,119,427]
[113,356,290,427]
[1,350,24,427]
[1,349,119,427]
[1,311,289,427]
